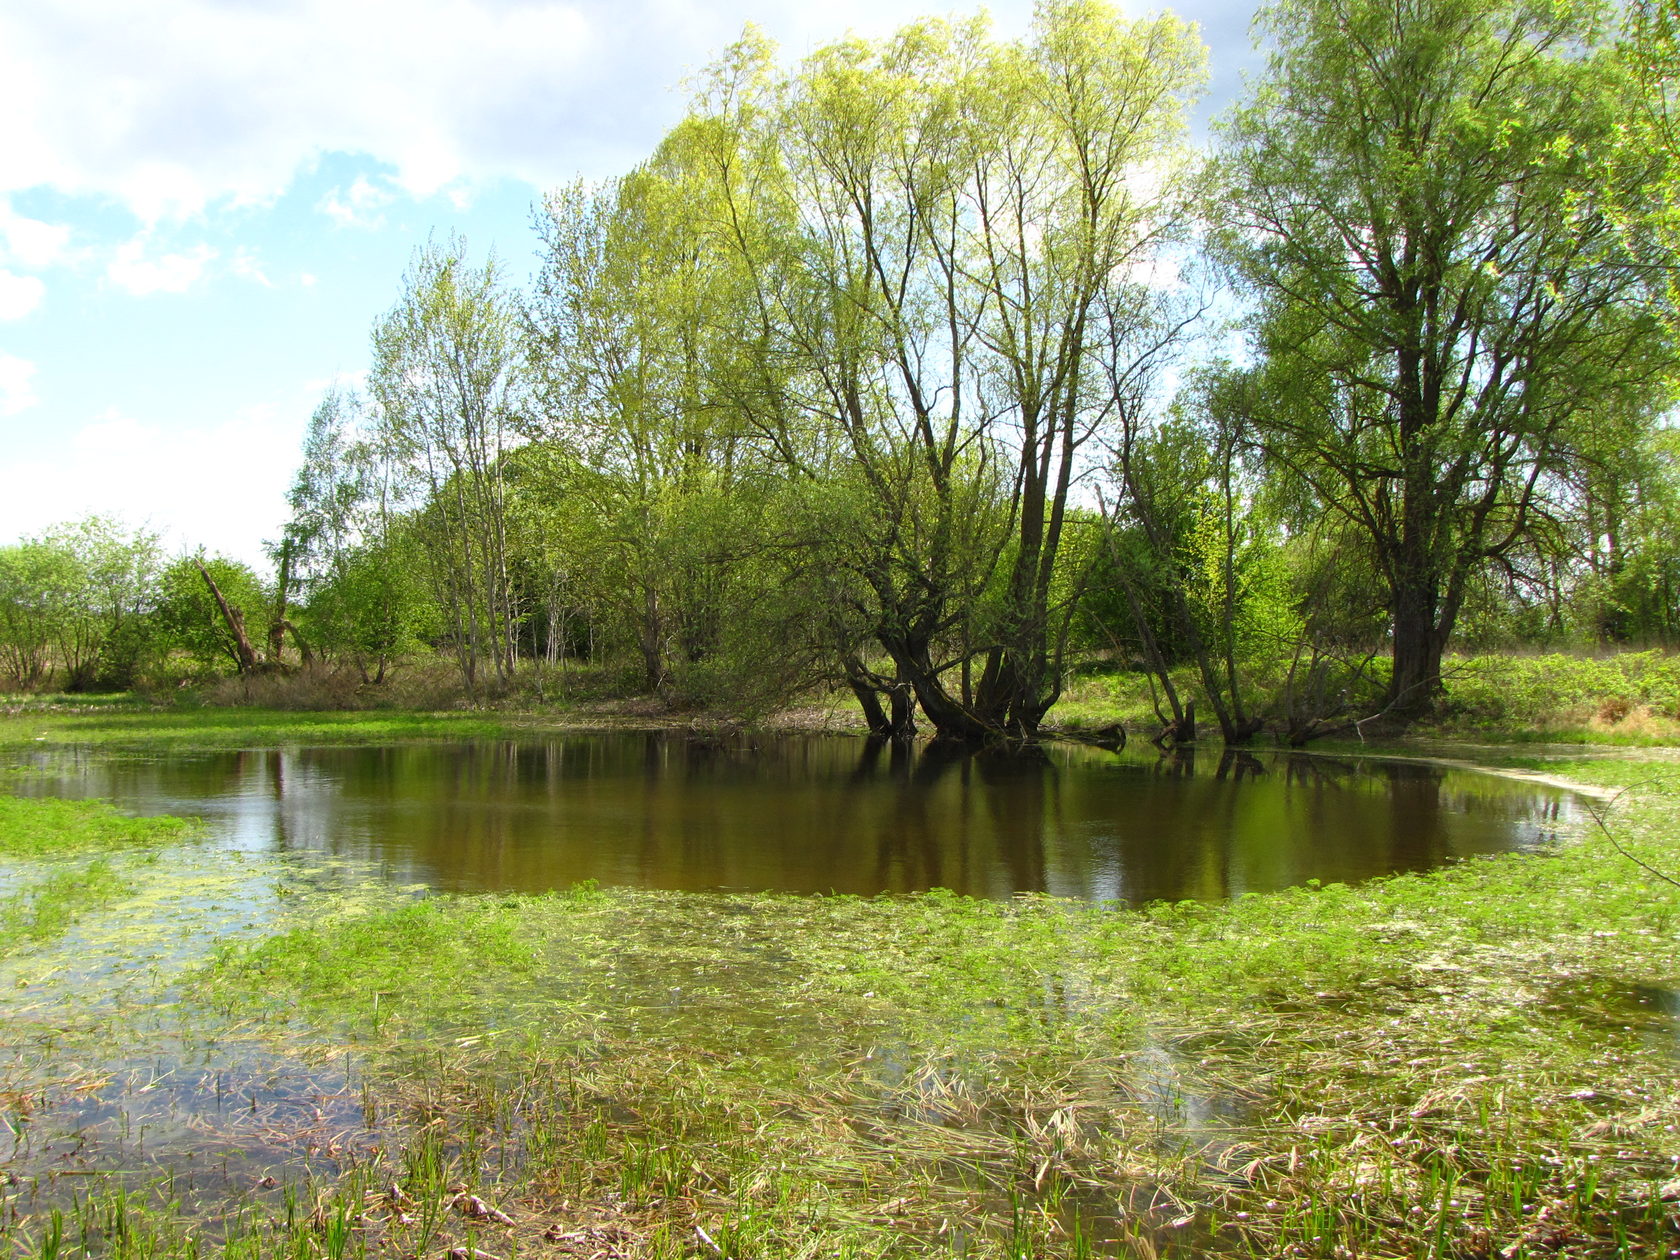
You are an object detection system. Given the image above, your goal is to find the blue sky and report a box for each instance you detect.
[0,0,1259,568]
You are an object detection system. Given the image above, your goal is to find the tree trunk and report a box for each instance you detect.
[268,540,293,666]
[848,677,892,736]
[1388,570,1445,717]
[196,559,261,675]
[639,588,668,695]
[842,652,917,739]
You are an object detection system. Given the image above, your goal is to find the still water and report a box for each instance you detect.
[14,733,1576,903]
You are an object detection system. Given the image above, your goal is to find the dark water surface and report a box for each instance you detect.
[13,733,1576,902]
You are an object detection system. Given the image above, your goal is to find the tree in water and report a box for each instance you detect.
[690,1,1205,740]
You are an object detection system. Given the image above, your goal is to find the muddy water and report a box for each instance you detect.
[9,734,1576,902]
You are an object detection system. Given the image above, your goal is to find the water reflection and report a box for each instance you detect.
[11,735,1575,902]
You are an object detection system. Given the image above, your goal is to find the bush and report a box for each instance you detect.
[1436,649,1680,735]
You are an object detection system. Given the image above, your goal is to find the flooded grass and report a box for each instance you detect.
[0,795,203,957]
[0,749,1677,1256]
[0,796,198,858]
[0,706,526,754]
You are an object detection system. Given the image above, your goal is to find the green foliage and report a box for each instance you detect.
[0,517,162,692]
[150,554,268,676]
[302,533,438,679]
[0,539,73,688]
[1217,0,1673,713]
[571,0,1211,737]
[370,236,525,693]
[1621,0,1680,335]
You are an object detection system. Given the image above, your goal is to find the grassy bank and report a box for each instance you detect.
[1049,649,1680,747]
[0,753,1669,1257]
[0,690,844,753]
[0,698,560,752]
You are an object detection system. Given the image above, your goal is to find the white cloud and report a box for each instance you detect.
[0,0,1051,226]
[0,353,38,415]
[72,407,157,453]
[230,248,273,288]
[318,175,397,229]
[106,236,217,295]
[2,403,302,563]
[0,0,601,219]
[0,200,70,268]
[0,269,45,319]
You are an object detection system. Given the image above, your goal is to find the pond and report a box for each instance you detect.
[9,732,1577,903]
[3,733,1663,1259]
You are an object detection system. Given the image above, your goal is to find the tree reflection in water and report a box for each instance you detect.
[12,734,1574,903]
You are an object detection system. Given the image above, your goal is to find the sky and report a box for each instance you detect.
[0,0,1262,569]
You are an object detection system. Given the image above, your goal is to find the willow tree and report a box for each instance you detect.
[370,237,524,694]
[526,149,816,704]
[1216,0,1671,717]
[693,1,1204,740]
[1626,0,1680,324]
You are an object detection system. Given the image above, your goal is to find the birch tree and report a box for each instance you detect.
[371,237,525,694]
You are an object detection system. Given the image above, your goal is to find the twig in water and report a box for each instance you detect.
[1583,783,1680,889]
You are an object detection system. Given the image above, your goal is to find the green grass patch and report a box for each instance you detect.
[0,792,195,959]
[0,704,532,752]
[1048,648,1680,746]
[0,793,197,856]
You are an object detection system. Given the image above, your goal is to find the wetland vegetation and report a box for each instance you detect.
[0,713,1676,1258]
[2,0,1680,1252]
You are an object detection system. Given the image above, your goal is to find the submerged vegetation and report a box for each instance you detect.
[0,737,1674,1257]
[0,794,198,954]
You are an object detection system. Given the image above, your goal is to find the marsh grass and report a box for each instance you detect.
[0,794,199,955]
[1,753,1677,1257]
[0,796,198,857]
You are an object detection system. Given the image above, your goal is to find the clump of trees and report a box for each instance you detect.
[0,518,164,691]
[0,518,278,692]
[5,0,1678,743]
